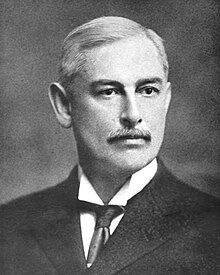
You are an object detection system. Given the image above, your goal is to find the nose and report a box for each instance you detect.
[120,95,142,128]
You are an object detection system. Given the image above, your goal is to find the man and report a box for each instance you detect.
[1,16,219,274]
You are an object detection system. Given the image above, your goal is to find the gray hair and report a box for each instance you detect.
[59,16,169,87]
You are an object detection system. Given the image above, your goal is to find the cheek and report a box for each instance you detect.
[71,102,115,142]
[142,100,167,132]
[71,97,99,126]
[74,96,120,126]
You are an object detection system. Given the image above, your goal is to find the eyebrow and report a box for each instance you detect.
[90,80,125,90]
[135,77,163,87]
[90,77,163,90]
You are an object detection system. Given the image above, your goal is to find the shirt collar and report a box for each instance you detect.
[78,159,157,206]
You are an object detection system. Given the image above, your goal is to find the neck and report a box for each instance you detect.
[79,160,132,204]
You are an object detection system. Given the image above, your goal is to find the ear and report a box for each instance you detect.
[48,82,72,128]
[164,82,172,114]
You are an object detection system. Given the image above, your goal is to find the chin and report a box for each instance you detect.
[111,154,154,175]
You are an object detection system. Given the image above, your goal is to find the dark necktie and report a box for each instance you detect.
[77,200,125,267]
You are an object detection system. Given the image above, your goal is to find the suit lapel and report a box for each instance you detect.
[87,177,164,274]
[27,160,200,275]
[33,208,86,274]
[88,159,191,275]
[30,162,171,275]
[30,167,87,274]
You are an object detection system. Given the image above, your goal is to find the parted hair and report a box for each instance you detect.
[59,16,169,87]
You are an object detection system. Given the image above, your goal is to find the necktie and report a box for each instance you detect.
[77,200,125,267]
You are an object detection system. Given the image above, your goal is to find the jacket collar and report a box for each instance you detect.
[30,158,205,275]
[87,158,186,274]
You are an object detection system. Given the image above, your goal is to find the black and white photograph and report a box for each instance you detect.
[1,0,219,274]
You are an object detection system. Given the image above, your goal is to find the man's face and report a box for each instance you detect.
[68,35,171,174]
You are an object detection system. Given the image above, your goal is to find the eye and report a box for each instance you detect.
[99,88,119,97]
[138,87,159,97]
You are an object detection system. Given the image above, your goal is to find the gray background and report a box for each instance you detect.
[1,0,219,204]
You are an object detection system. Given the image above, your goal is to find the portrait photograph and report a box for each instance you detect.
[1,0,219,274]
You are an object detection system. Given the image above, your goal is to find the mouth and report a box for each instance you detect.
[108,134,151,144]
[107,129,152,145]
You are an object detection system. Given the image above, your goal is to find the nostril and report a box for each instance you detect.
[120,116,142,128]
[120,117,132,128]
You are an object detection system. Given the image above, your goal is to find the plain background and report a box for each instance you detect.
[1,0,219,204]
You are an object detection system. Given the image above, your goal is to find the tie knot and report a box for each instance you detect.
[95,205,125,228]
[77,200,125,228]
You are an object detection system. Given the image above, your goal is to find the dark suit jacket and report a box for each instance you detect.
[1,159,219,274]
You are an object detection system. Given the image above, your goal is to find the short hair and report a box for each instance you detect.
[59,16,169,88]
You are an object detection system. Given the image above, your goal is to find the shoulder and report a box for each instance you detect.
[151,158,220,235]
[154,158,220,211]
[0,166,79,231]
[153,160,220,258]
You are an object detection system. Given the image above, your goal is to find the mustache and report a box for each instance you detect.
[107,128,151,143]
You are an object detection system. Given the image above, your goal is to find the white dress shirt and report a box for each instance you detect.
[78,159,157,260]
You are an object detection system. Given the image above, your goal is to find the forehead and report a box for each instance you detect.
[81,35,165,85]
